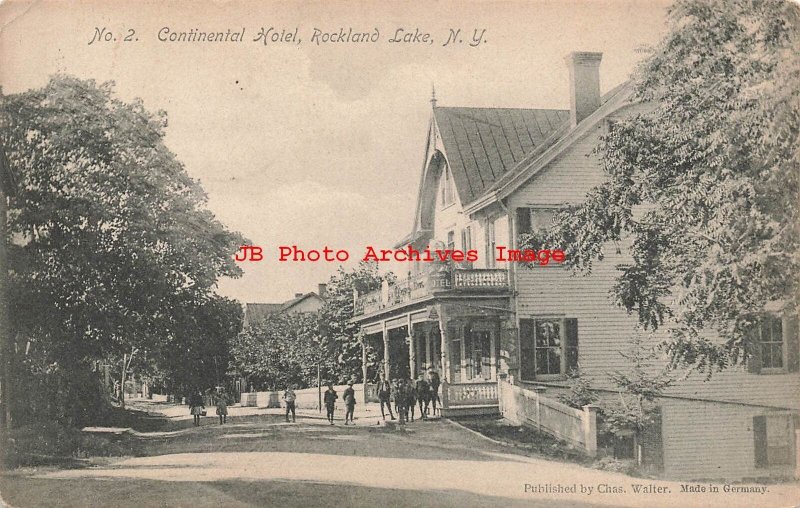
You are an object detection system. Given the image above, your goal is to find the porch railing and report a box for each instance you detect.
[354,268,509,316]
[442,381,498,407]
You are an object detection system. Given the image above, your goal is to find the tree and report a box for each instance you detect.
[1,76,246,424]
[320,262,393,384]
[230,312,325,390]
[603,336,674,464]
[531,0,800,373]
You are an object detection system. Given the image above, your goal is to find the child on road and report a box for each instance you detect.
[284,385,297,423]
[343,381,356,425]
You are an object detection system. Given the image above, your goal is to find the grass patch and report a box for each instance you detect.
[453,417,592,465]
[3,421,144,468]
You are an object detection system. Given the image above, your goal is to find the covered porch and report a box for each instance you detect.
[357,298,513,416]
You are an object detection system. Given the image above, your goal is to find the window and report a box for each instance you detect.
[516,207,556,238]
[486,221,496,268]
[461,226,472,251]
[754,414,796,468]
[440,166,455,207]
[747,315,799,374]
[519,318,578,380]
[447,230,455,251]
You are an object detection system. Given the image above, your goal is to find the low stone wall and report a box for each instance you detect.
[240,384,367,409]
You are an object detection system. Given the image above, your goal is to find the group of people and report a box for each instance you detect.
[187,369,441,427]
[188,389,229,426]
[322,380,358,425]
[377,369,441,424]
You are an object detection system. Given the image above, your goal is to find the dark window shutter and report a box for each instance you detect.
[753,415,768,468]
[565,318,579,374]
[747,326,762,374]
[785,316,799,373]
[516,208,531,236]
[519,319,535,381]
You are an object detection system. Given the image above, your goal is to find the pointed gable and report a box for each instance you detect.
[432,107,569,204]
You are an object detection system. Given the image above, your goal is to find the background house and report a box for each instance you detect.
[244,283,328,327]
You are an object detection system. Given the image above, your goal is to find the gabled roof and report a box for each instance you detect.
[433,107,569,204]
[244,303,283,325]
[279,292,325,312]
[244,292,327,325]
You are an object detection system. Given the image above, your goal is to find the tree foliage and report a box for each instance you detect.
[231,312,327,390]
[1,76,246,424]
[535,0,800,373]
[320,261,393,383]
[230,262,393,390]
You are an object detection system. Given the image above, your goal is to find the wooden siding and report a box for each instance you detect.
[507,120,800,410]
[660,398,794,480]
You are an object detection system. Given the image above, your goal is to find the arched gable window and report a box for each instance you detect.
[440,165,455,207]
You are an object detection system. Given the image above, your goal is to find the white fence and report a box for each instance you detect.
[240,383,367,409]
[498,379,598,456]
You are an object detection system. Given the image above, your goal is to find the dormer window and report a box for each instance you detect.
[440,165,455,207]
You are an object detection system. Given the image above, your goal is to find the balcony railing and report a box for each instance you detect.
[354,267,509,316]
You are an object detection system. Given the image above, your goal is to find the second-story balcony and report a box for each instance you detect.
[354,267,509,317]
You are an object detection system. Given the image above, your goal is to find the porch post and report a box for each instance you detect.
[382,320,390,380]
[358,330,367,404]
[425,325,432,372]
[407,315,415,378]
[436,304,449,383]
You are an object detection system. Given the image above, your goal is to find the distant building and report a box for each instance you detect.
[244,283,327,327]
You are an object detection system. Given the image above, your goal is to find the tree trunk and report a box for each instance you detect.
[119,349,137,409]
[120,354,127,409]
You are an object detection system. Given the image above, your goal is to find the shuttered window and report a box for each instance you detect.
[747,315,799,374]
[519,317,579,380]
[515,207,556,237]
[754,414,796,468]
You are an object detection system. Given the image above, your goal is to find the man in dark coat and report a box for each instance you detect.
[415,374,431,419]
[428,369,441,416]
[377,377,394,420]
[323,383,338,425]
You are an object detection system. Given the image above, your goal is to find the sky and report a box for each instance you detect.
[0,0,671,304]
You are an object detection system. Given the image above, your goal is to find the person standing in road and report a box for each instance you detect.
[405,377,417,422]
[343,381,356,425]
[283,384,297,423]
[215,389,228,424]
[428,369,441,416]
[323,383,338,425]
[415,374,431,419]
[394,379,407,425]
[377,377,395,420]
[189,391,205,427]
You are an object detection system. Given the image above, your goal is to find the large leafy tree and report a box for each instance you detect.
[231,312,326,390]
[230,262,393,390]
[536,0,799,372]
[1,76,245,424]
[320,261,393,383]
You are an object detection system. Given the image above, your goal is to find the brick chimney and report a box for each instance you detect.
[566,52,603,128]
[317,283,327,298]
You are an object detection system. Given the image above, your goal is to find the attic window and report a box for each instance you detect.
[441,165,455,207]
